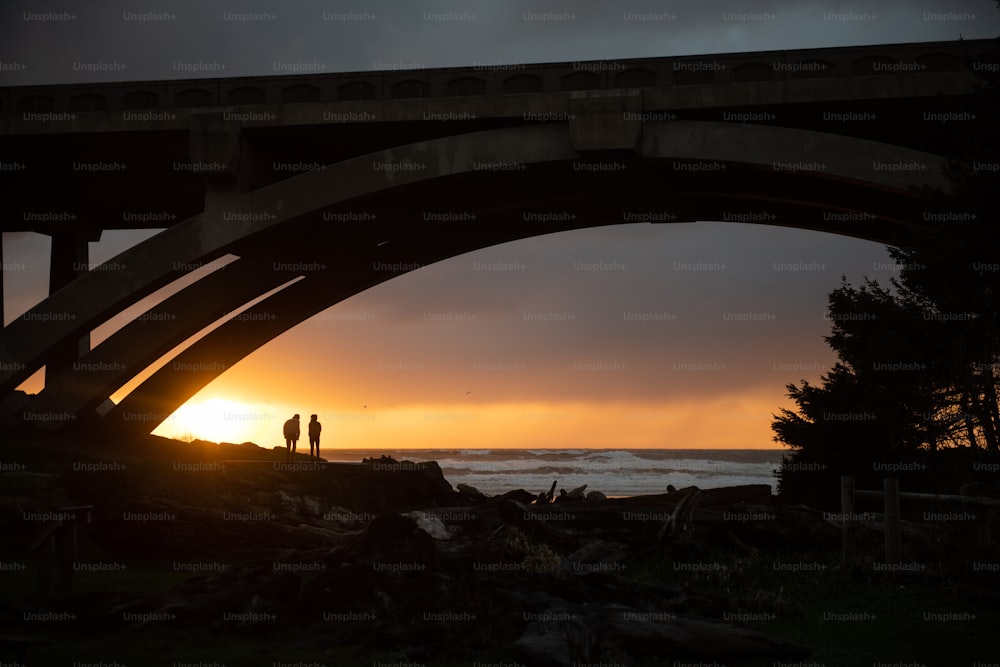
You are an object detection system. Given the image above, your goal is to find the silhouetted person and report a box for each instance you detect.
[308,414,322,460]
[283,414,300,461]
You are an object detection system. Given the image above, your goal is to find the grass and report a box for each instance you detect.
[6,547,998,666]
[26,628,405,667]
[626,549,1000,667]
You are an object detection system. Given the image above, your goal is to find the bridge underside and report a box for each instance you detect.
[2,120,948,435]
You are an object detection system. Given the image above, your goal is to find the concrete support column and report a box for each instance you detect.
[190,112,269,193]
[190,113,272,237]
[1,232,5,327]
[45,230,99,385]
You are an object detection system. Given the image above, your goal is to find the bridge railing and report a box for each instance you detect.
[2,39,996,124]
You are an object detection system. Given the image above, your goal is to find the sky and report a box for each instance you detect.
[2,0,999,451]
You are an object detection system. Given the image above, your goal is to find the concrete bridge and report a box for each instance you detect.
[1,38,997,434]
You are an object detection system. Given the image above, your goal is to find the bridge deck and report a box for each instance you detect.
[1,40,992,234]
[1,38,995,129]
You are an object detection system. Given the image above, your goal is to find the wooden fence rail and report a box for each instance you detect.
[839,475,999,566]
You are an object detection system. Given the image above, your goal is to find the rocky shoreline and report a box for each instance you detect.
[0,437,994,665]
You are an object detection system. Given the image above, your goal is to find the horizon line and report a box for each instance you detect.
[191,438,787,451]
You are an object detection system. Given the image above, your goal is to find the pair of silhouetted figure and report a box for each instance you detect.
[283,414,322,460]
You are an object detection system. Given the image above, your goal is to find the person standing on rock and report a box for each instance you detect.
[283,414,300,461]
[308,414,322,460]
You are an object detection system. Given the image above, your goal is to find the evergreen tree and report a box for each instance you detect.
[773,41,1000,502]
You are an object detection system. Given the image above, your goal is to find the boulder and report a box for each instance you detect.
[403,511,455,540]
[555,485,587,503]
[699,484,773,507]
[456,483,483,497]
[357,513,436,569]
[498,489,538,504]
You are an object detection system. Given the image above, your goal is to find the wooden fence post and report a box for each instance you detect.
[36,530,57,593]
[55,519,78,590]
[884,477,902,563]
[841,475,856,568]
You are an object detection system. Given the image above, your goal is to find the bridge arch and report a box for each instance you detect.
[68,93,107,112]
[336,81,376,101]
[16,95,54,113]
[6,121,947,430]
[561,71,602,90]
[391,80,432,98]
[503,74,543,94]
[120,91,159,110]
[227,86,266,105]
[175,89,214,107]
[446,77,487,96]
[281,84,321,104]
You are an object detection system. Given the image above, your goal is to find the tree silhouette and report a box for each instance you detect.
[773,40,1000,503]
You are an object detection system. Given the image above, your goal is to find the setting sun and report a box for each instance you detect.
[156,397,281,444]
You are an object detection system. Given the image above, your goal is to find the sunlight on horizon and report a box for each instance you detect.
[155,397,283,444]
[153,395,787,450]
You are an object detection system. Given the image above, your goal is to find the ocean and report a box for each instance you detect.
[324,448,787,497]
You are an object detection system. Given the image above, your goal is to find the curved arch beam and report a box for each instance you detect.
[28,179,670,425]
[638,120,946,192]
[107,171,931,435]
[108,205,637,433]
[1,121,946,397]
[23,256,297,423]
[24,189,459,424]
[39,153,932,430]
[0,123,578,394]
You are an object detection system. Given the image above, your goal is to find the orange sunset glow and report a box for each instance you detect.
[148,394,789,451]
[9,222,878,451]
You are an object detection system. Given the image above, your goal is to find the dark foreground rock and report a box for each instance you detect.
[4,512,810,665]
[70,458,459,558]
[0,446,852,664]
